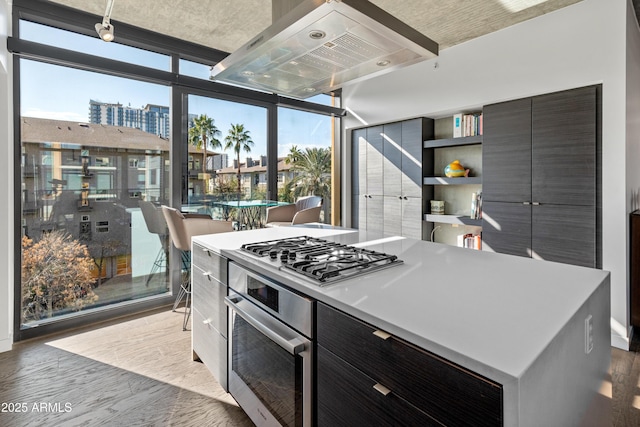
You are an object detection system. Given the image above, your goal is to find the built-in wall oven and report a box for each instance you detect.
[225,261,314,427]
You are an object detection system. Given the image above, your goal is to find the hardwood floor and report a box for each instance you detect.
[612,337,640,427]
[0,307,252,427]
[2,306,640,426]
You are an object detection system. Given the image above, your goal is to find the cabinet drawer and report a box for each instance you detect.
[192,243,227,285]
[317,303,502,426]
[317,345,440,427]
[192,307,228,391]
[192,264,227,338]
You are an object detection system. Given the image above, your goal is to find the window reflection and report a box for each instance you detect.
[20,60,171,327]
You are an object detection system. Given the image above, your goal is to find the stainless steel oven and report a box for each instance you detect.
[226,261,314,427]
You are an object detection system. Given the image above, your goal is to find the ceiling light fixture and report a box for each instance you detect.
[95,0,115,42]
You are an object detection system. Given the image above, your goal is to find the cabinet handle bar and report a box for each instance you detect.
[373,383,391,396]
[373,330,392,340]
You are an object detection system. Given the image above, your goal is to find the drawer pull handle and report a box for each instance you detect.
[202,248,211,256]
[202,318,211,325]
[373,330,391,340]
[373,383,391,396]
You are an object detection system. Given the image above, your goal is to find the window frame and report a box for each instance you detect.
[10,0,344,341]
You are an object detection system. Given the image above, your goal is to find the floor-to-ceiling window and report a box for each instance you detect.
[277,105,336,224]
[11,2,344,339]
[18,22,172,329]
[185,94,268,210]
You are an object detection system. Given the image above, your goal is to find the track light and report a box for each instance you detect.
[95,22,114,42]
[95,0,115,42]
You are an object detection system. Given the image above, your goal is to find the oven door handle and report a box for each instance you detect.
[225,295,307,356]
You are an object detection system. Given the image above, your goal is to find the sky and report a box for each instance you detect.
[19,20,334,165]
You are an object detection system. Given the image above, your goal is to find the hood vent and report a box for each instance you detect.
[211,0,438,99]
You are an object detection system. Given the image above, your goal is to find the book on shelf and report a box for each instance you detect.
[457,233,482,250]
[470,191,482,220]
[453,112,483,137]
[453,113,463,138]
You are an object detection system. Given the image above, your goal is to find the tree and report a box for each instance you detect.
[188,114,222,193]
[224,123,254,198]
[285,146,331,201]
[87,237,123,287]
[21,231,97,322]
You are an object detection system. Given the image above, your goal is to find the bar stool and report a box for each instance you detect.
[139,201,168,287]
[161,206,233,330]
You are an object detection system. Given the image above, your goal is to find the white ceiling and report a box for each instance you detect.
[49,0,583,54]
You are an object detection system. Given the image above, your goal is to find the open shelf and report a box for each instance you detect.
[425,214,482,226]
[423,135,483,149]
[423,177,482,185]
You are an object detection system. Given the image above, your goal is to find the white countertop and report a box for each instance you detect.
[193,226,610,385]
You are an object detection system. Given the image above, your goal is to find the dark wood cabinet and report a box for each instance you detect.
[482,85,600,268]
[482,201,532,258]
[532,204,596,266]
[352,118,433,238]
[532,87,597,206]
[316,302,503,426]
[317,345,441,427]
[401,119,427,198]
[632,211,640,327]
[482,98,531,203]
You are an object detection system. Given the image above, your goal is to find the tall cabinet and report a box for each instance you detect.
[482,85,601,268]
[352,118,434,238]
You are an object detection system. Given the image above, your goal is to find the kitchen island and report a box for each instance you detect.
[192,225,610,426]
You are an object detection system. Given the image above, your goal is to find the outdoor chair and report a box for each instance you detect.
[265,195,322,227]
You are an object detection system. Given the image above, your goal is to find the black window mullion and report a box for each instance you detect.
[14,0,229,63]
[7,37,174,86]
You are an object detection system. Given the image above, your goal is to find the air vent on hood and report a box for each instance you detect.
[210,0,438,99]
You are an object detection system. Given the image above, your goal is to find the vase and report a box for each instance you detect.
[444,160,467,178]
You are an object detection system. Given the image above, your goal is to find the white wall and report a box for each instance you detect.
[627,0,640,341]
[343,0,633,349]
[0,0,13,353]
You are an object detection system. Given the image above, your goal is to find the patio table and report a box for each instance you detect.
[215,200,290,229]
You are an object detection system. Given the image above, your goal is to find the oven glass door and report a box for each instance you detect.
[227,294,310,427]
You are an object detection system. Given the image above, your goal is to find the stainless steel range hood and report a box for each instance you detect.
[210,0,438,99]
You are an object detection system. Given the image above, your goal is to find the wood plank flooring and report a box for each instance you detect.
[2,306,640,426]
[0,307,252,427]
[612,337,640,427]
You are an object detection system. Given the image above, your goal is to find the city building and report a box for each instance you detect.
[216,156,293,199]
[89,99,171,138]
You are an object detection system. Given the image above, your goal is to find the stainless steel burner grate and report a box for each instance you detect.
[241,236,403,285]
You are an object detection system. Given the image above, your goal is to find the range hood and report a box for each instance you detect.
[210,0,438,99]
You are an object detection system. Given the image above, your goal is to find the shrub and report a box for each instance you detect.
[22,231,98,322]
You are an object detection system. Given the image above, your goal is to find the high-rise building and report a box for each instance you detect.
[89,100,170,138]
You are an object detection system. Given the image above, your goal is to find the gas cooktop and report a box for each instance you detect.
[240,236,403,285]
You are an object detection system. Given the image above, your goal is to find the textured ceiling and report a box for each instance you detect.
[49,0,586,54]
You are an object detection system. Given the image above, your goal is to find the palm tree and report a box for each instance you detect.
[188,114,221,193]
[224,124,254,198]
[285,146,331,201]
